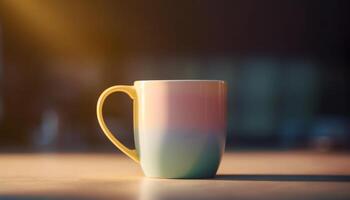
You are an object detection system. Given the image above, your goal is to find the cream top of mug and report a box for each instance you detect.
[134,80,225,84]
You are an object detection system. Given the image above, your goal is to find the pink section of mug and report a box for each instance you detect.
[135,81,226,134]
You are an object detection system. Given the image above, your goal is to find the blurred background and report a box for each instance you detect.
[0,0,349,153]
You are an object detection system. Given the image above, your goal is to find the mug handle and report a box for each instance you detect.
[96,85,140,163]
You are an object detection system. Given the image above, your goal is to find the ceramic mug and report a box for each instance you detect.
[97,80,227,178]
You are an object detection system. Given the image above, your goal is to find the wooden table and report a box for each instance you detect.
[1,151,350,200]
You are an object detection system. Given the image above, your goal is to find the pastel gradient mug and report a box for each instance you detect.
[96,80,227,178]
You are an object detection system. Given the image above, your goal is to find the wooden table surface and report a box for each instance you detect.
[1,151,350,200]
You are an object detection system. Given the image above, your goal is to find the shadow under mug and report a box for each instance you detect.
[97,80,227,178]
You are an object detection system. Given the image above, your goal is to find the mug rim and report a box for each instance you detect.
[134,80,225,84]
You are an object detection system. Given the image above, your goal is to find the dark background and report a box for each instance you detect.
[0,0,349,152]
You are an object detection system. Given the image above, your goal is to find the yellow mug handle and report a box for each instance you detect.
[96,85,140,163]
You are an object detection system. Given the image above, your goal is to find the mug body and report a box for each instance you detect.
[134,80,227,178]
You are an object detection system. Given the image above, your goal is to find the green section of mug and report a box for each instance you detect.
[139,132,225,178]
